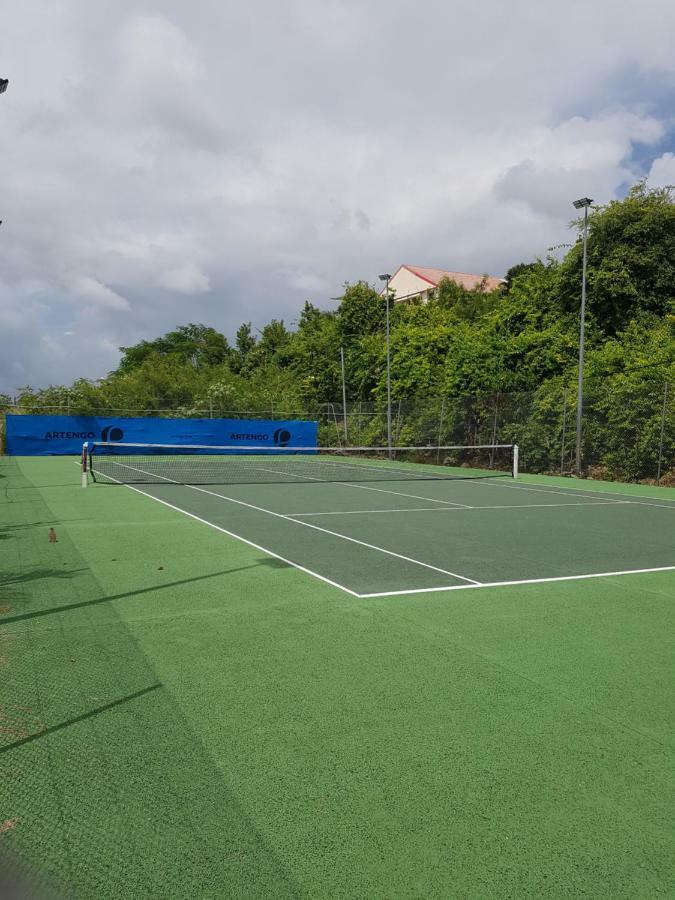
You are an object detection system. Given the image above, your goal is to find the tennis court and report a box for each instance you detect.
[3,450,674,898]
[84,443,675,597]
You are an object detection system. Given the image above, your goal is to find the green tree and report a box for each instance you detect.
[288,304,341,402]
[503,262,538,293]
[558,182,675,334]
[336,281,386,343]
[116,324,231,374]
[248,320,291,368]
[232,323,257,373]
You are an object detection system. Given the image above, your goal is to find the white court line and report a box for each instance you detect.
[246,464,473,508]
[192,486,480,584]
[292,456,442,480]
[104,460,481,585]
[90,477,361,597]
[356,565,675,598]
[461,476,675,508]
[85,462,674,598]
[308,458,675,509]
[289,500,630,517]
[253,461,675,510]
[244,462,674,512]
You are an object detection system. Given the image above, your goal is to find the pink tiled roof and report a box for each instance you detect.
[403,265,504,292]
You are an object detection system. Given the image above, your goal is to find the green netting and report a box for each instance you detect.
[0,459,298,899]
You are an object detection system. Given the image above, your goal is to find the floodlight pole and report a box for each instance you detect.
[379,274,393,457]
[573,197,592,477]
[340,346,348,442]
[0,80,8,230]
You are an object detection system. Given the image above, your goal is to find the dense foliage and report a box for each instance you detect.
[9,183,675,481]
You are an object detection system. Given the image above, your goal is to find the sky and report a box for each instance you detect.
[1,0,674,394]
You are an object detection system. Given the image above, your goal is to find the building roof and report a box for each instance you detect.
[400,265,504,292]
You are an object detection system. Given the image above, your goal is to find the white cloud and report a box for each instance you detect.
[159,263,211,294]
[117,14,204,85]
[0,0,674,392]
[648,152,675,187]
[71,276,131,311]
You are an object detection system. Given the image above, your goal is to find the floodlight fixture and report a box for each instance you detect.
[572,197,593,210]
[378,273,391,282]
[0,79,8,95]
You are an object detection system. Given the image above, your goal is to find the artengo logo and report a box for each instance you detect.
[44,431,96,439]
[101,426,124,442]
[230,433,270,441]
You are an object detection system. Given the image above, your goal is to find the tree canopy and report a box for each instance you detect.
[117,323,231,374]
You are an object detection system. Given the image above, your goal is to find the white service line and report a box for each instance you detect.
[288,499,630,517]
[356,565,675,598]
[104,460,481,585]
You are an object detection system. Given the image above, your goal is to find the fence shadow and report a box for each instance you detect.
[1,558,288,625]
[0,522,59,540]
[1,568,88,588]
[0,683,162,755]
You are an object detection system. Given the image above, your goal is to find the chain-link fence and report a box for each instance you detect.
[2,381,674,484]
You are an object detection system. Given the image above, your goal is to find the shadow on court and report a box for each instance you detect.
[0,557,290,625]
[0,567,89,588]
[0,684,162,755]
[0,522,57,539]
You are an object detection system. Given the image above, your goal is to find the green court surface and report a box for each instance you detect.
[1,455,674,898]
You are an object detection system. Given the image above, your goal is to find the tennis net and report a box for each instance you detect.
[82,442,518,486]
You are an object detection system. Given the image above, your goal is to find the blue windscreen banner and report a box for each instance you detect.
[5,415,318,456]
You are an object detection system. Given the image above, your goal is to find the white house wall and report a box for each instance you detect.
[388,268,432,302]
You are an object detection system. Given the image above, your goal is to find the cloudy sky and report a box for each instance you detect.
[1,0,674,393]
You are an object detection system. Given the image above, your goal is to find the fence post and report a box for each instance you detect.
[395,399,402,444]
[489,395,499,468]
[656,382,669,484]
[436,397,446,463]
[340,347,348,443]
[560,388,568,475]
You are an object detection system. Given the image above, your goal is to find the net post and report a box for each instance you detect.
[512,444,519,479]
[81,442,89,488]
